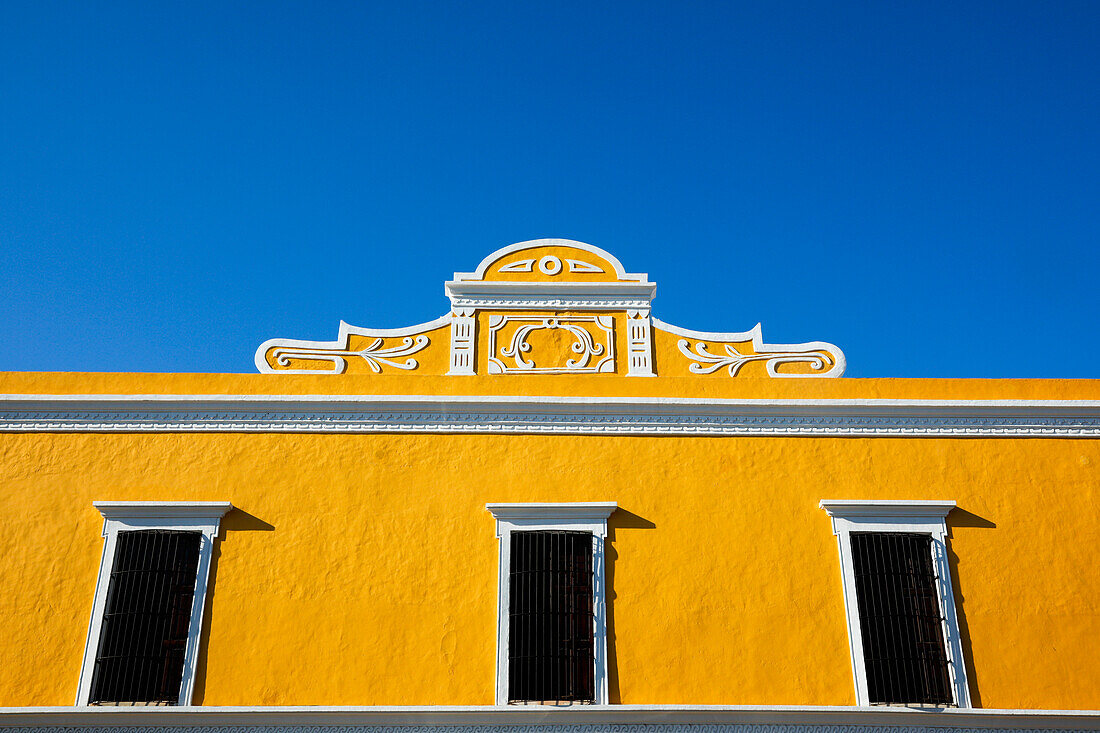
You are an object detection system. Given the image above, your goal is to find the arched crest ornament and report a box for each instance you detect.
[255,239,845,378]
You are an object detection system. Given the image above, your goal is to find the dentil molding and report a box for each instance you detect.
[2,395,1099,437]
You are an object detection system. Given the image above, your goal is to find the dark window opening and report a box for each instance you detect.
[89,530,202,705]
[852,532,953,705]
[508,530,594,703]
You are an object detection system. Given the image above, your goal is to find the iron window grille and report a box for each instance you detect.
[851,532,953,705]
[508,530,595,703]
[89,530,202,705]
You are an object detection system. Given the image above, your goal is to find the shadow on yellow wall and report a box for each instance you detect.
[192,508,275,705]
[947,507,997,710]
[606,508,657,704]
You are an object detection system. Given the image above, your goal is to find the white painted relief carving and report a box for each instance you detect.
[255,239,846,378]
[498,259,534,273]
[496,255,605,276]
[566,258,604,273]
[270,335,430,374]
[656,319,846,379]
[626,311,655,377]
[677,340,839,378]
[488,315,615,374]
[447,309,476,376]
[537,255,564,275]
[255,316,449,375]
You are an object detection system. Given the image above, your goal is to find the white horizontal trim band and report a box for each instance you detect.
[0,705,1097,730]
[1,394,1100,437]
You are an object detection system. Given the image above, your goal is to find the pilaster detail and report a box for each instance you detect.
[626,310,655,377]
[447,309,476,376]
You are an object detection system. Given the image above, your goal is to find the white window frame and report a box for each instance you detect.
[76,501,233,706]
[486,502,617,705]
[820,500,971,708]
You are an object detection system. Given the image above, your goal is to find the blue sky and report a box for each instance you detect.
[1,1,1097,377]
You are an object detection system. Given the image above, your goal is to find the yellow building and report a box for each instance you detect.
[1,240,1098,733]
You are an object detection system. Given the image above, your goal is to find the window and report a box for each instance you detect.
[509,530,594,702]
[77,502,232,706]
[851,532,952,704]
[820,500,971,707]
[487,503,616,705]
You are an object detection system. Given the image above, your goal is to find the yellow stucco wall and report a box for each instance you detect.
[0,373,1097,709]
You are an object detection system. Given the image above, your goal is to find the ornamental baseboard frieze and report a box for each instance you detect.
[2,396,1099,437]
[3,705,1098,732]
[9,723,1100,733]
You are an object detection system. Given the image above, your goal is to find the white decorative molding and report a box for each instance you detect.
[496,256,606,276]
[486,502,619,526]
[820,500,957,519]
[255,316,449,375]
[445,285,656,313]
[2,704,1099,730]
[820,500,970,708]
[655,320,845,378]
[251,241,848,379]
[498,259,535,273]
[77,502,233,707]
[3,395,1100,437]
[487,503,617,705]
[447,310,477,376]
[537,255,565,275]
[487,316,615,374]
[677,341,838,378]
[567,259,604,274]
[93,501,235,521]
[269,335,430,374]
[446,240,656,313]
[453,239,647,283]
[626,312,655,377]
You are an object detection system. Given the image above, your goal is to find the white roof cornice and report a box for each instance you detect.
[3,394,1100,437]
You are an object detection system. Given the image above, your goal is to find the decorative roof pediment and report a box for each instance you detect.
[445,239,655,312]
[256,239,845,378]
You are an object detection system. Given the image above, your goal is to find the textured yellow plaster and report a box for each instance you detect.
[1,372,1098,708]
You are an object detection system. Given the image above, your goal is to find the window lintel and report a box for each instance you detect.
[486,502,617,537]
[820,499,956,519]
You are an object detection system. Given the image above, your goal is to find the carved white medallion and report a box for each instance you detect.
[538,255,564,275]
